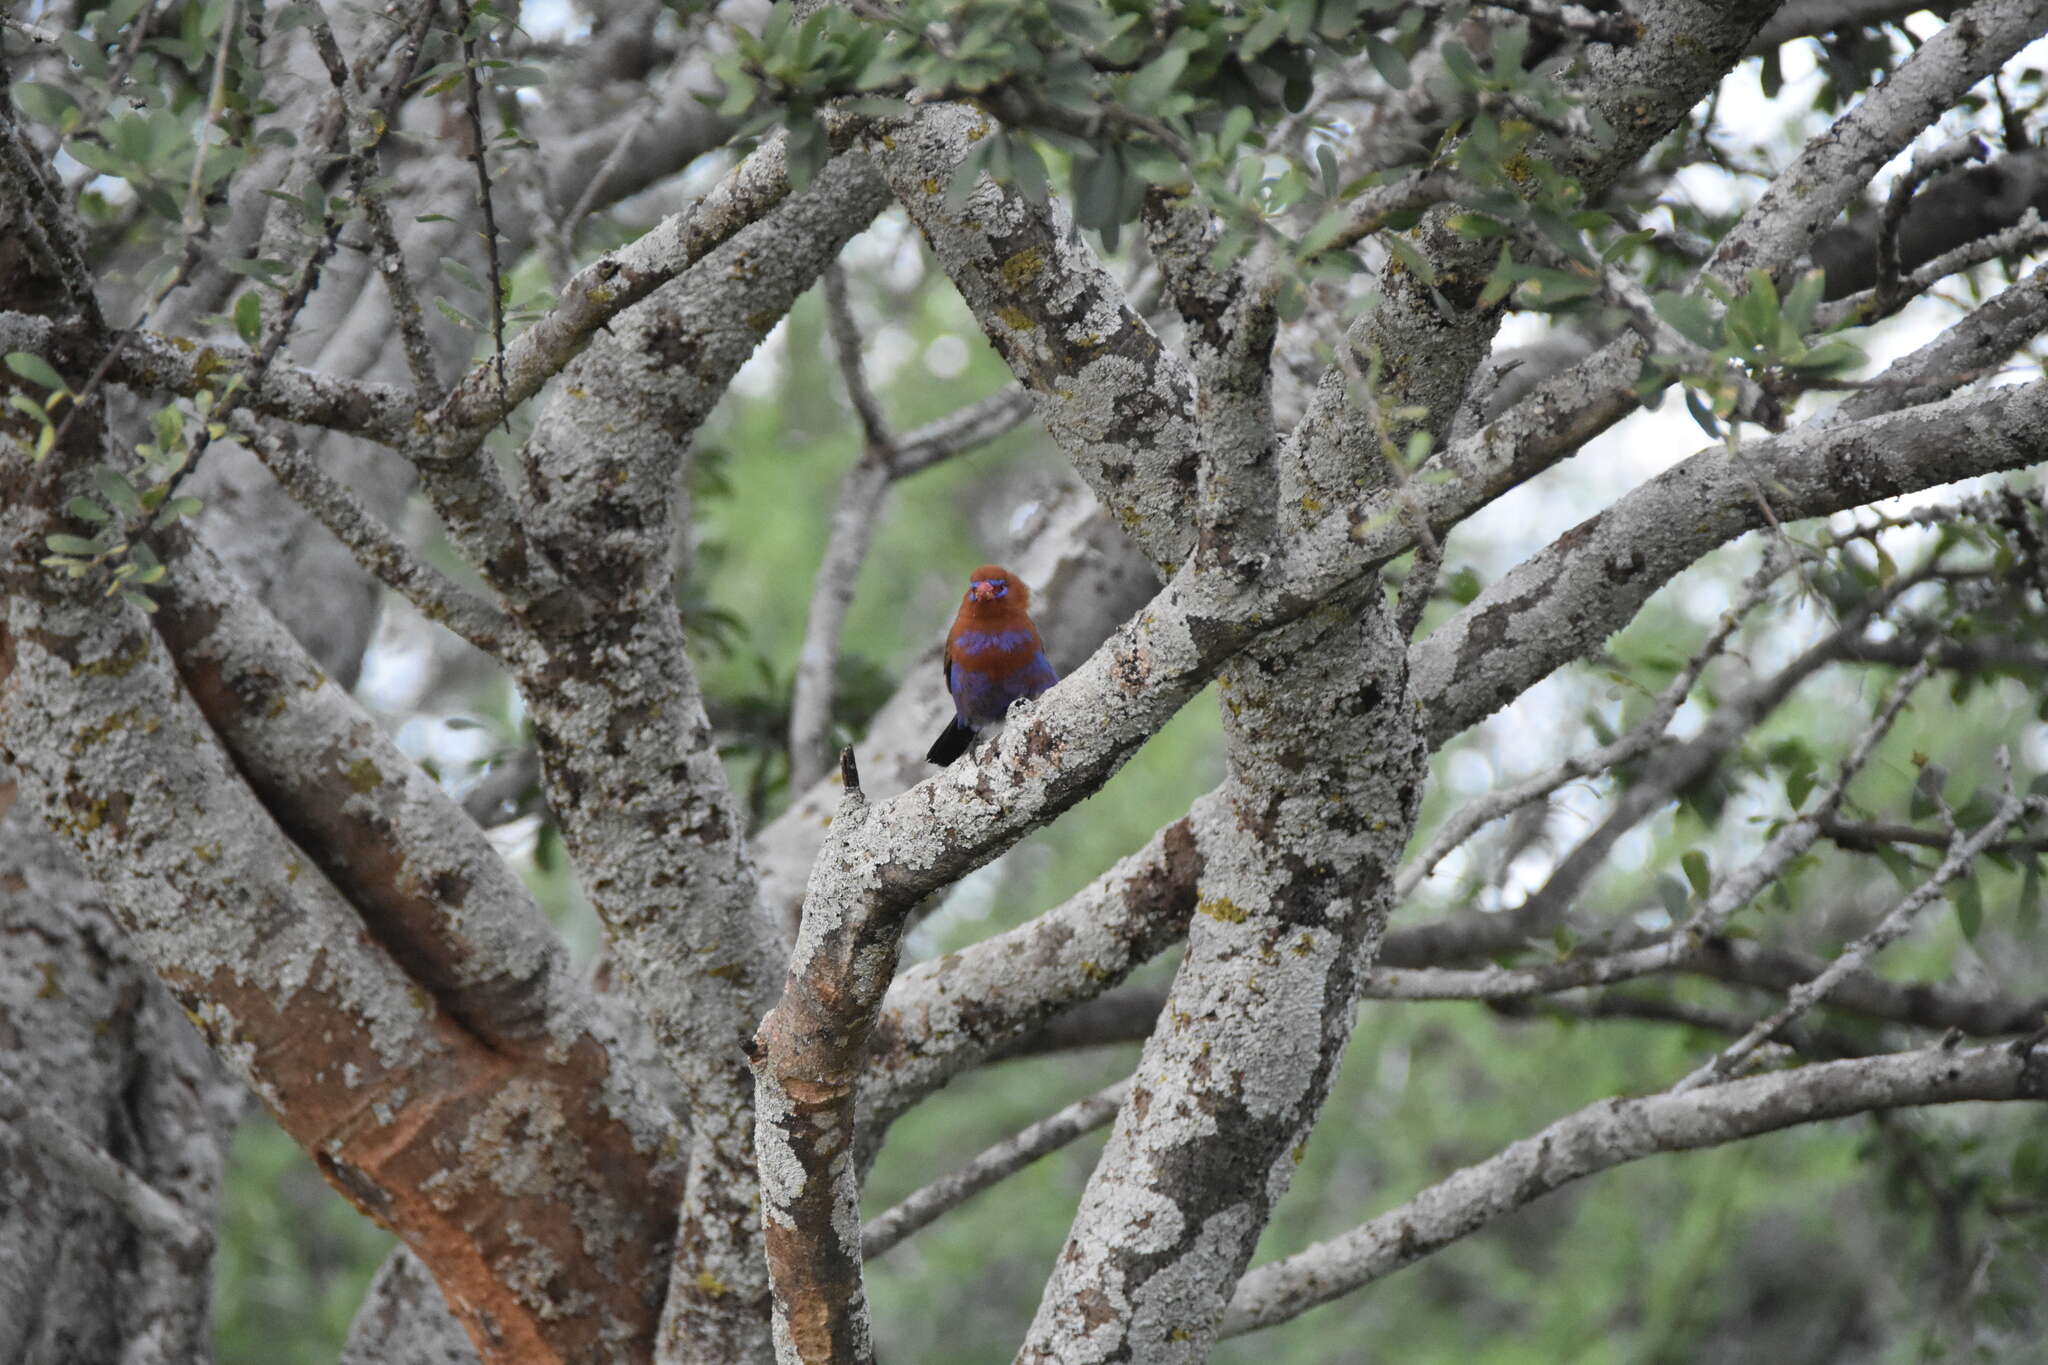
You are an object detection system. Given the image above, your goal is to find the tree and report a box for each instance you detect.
[5,0,2048,1361]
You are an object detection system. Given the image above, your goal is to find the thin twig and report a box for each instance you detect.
[862,1078,1130,1259]
[891,384,1034,473]
[233,414,518,657]
[134,0,241,333]
[306,4,441,404]
[1877,136,1986,312]
[823,263,892,451]
[788,265,903,791]
[1676,777,2042,1091]
[455,0,510,421]
[1397,549,1786,898]
[1817,207,2048,332]
[1389,623,1938,972]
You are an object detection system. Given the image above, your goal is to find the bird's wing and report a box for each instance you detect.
[1021,649,1059,691]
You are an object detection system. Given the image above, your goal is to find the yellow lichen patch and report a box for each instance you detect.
[704,962,747,981]
[1196,895,1247,923]
[37,961,60,999]
[191,841,221,863]
[999,247,1045,292]
[746,310,781,334]
[343,757,383,793]
[922,176,940,195]
[75,640,148,679]
[1079,960,1110,983]
[696,1271,730,1298]
[1300,496,1324,514]
[70,707,145,754]
[997,305,1037,332]
[285,857,303,882]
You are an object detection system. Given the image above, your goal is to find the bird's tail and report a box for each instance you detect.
[925,718,975,766]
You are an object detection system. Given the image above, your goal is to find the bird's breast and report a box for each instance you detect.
[950,627,1039,662]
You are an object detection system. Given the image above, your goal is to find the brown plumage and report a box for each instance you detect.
[927,564,1059,765]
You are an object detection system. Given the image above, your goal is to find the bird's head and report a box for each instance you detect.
[964,564,1026,610]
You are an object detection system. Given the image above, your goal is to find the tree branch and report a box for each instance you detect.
[1220,1041,2048,1338]
[0,1070,211,1258]
[862,1078,1129,1260]
[231,416,516,657]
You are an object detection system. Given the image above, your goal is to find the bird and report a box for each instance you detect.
[926,564,1058,766]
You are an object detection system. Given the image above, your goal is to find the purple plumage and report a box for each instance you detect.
[927,565,1058,765]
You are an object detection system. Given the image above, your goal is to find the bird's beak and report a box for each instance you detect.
[969,580,997,602]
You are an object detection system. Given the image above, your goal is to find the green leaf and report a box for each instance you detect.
[1652,292,1718,350]
[94,467,145,518]
[120,589,159,614]
[1682,849,1711,900]
[1382,233,1436,286]
[6,351,68,393]
[1949,877,1983,941]
[1601,228,1656,264]
[1784,338,1866,375]
[234,291,262,347]
[1440,41,1483,90]
[1873,842,1918,890]
[1910,762,1947,820]
[1004,134,1050,205]
[1519,267,1596,308]
[13,82,80,128]
[154,495,204,527]
[1782,267,1826,335]
[433,298,478,330]
[63,138,134,179]
[1124,47,1189,107]
[150,405,185,452]
[1656,876,1689,921]
[66,497,111,523]
[46,533,105,556]
[1364,35,1410,89]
